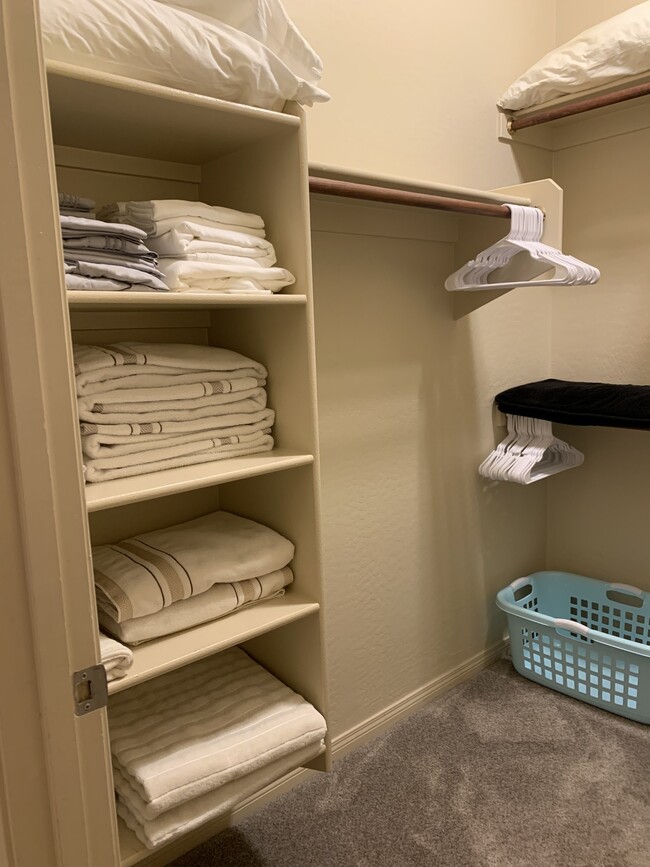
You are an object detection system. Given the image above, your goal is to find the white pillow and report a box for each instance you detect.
[498,1,650,111]
[156,0,323,84]
[40,0,329,111]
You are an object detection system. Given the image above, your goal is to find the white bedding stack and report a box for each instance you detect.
[73,342,275,482]
[97,199,296,294]
[110,648,327,848]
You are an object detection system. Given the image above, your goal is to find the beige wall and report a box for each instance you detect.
[277,2,564,738]
[555,0,642,42]
[284,0,556,189]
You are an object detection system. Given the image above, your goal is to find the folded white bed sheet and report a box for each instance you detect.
[98,201,264,237]
[99,632,133,681]
[83,433,273,481]
[100,566,292,644]
[73,343,267,389]
[147,222,276,261]
[81,408,275,457]
[116,740,321,849]
[93,510,294,621]
[108,647,327,815]
[157,259,294,293]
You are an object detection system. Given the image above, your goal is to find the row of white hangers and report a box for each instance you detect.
[479,414,584,485]
[445,204,600,292]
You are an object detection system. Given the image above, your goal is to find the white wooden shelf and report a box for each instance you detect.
[108,592,319,696]
[85,450,314,512]
[67,292,308,311]
[47,61,297,163]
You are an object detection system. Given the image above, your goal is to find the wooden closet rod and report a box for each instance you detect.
[508,80,650,132]
[308,177,512,218]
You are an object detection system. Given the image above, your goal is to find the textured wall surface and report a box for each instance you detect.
[555,0,641,42]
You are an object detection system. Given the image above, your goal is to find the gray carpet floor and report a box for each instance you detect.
[170,659,650,867]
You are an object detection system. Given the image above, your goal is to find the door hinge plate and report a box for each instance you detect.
[72,664,108,716]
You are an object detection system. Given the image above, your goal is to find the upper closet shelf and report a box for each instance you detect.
[67,291,307,311]
[85,450,314,512]
[46,62,298,163]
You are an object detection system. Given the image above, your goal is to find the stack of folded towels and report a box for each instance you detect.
[61,214,168,293]
[110,647,327,848]
[73,342,274,483]
[58,191,96,218]
[97,199,295,294]
[94,510,295,644]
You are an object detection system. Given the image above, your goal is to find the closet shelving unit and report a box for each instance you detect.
[43,60,331,865]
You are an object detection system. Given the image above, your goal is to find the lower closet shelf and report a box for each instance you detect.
[85,450,315,512]
[117,743,326,866]
[107,592,320,694]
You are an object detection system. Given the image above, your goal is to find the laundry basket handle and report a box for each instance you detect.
[608,582,644,596]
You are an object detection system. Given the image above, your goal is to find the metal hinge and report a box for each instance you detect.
[72,665,108,716]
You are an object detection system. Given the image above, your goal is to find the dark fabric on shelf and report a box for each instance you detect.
[171,659,650,867]
[496,378,650,429]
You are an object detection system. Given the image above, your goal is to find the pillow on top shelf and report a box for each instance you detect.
[156,0,323,85]
[40,0,329,111]
[498,1,650,111]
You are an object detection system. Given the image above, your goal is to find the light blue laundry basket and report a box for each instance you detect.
[497,571,650,723]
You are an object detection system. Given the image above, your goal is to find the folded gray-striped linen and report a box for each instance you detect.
[100,566,293,644]
[93,510,295,622]
[97,200,294,294]
[73,343,275,481]
[59,191,96,218]
[61,215,168,292]
[109,648,326,848]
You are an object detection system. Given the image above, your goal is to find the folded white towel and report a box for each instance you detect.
[84,433,273,482]
[86,428,272,473]
[148,222,276,262]
[77,385,266,423]
[79,402,270,437]
[108,647,327,815]
[157,260,295,294]
[73,344,267,394]
[93,511,294,621]
[115,740,321,849]
[78,387,267,425]
[100,566,292,644]
[77,376,262,412]
[81,408,275,457]
[99,632,133,681]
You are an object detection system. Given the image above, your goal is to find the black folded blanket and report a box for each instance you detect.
[495,379,650,430]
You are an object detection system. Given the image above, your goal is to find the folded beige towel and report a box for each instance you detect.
[99,632,133,681]
[115,740,322,849]
[100,567,292,644]
[84,433,273,482]
[94,511,294,621]
[81,409,275,458]
[73,343,267,397]
[109,648,327,816]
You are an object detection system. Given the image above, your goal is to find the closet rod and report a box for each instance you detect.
[308,177,512,218]
[508,80,650,132]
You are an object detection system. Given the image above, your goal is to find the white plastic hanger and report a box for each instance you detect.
[479,414,584,485]
[445,204,600,292]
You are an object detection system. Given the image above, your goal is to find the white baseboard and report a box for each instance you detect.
[140,639,508,866]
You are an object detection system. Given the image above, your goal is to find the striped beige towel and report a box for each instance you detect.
[93,511,294,621]
[115,741,322,849]
[81,409,275,458]
[109,648,327,817]
[84,429,272,480]
[79,397,268,437]
[84,433,273,483]
[100,567,292,645]
[73,344,267,397]
[77,386,267,424]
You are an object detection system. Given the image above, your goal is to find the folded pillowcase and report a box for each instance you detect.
[498,2,650,111]
[93,510,295,621]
